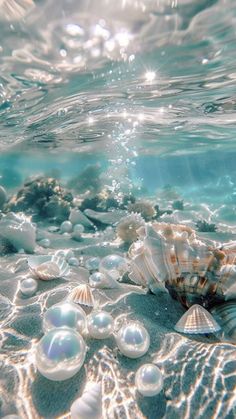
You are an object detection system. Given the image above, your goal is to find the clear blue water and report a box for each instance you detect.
[1,1,236,418]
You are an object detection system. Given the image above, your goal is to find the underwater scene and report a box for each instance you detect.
[0,0,236,418]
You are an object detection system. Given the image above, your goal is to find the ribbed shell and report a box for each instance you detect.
[68,284,94,307]
[28,255,70,281]
[70,381,102,419]
[174,304,221,334]
[211,301,236,341]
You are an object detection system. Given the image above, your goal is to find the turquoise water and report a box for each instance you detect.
[1,1,236,418]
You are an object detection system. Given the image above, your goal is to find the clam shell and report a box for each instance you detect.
[211,302,236,341]
[28,254,70,280]
[175,304,221,334]
[68,284,94,307]
[70,381,102,419]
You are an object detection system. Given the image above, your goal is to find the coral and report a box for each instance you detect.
[5,176,73,222]
[116,213,145,243]
[196,219,217,232]
[128,200,156,221]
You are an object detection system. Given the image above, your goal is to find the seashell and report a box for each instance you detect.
[68,284,94,307]
[84,208,126,225]
[69,209,94,228]
[128,222,236,308]
[70,381,102,419]
[116,212,145,243]
[174,304,221,334]
[28,254,70,280]
[211,302,236,341]
[0,212,36,253]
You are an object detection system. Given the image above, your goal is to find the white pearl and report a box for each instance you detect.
[43,302,86,334]
[99,254,127,278]
[116,323,150,358]
[89,272,108,288]
[73,224,85,234]
[36,328,86,381]
[135,364,163,397]
[85,257,100,271]
[60,221,73,233]
[87,311,114,339]
[20,277,38,296]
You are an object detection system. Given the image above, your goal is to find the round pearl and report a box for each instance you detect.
[68,257,79,266]
[60,221,73,233]
[87,311,114,339]
[73,224,85,234]
[20,278,38,296]
[89,272,108,288]
[116,323,150,359]
[135,364,163,397]
[85,257,100,271]
[36,328,86,381]
[99,254,127,278]
[43,302,86,334]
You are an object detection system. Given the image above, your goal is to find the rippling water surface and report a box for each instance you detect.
[1,1,236,418]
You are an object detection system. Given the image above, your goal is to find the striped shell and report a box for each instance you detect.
[68,284,94,307]
[128,222,236,308]
[211,301,236,342]
[70,381,102,419]
[175,304,221,334]
[28,254,70,280]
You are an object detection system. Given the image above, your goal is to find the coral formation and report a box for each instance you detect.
[5,176,73,222]
[116,212,145,243]
[128,200,156,221]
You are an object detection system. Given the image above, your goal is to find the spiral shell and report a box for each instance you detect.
[70,381,102,419]
[128,222,236,308]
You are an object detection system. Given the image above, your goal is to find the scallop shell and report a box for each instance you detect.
[68,284,94,307]
[211,302,236,342]
[174,304,221,334]
[70,381,102,419]
[28,254,70,280]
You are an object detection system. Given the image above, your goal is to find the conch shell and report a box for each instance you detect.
[128,222,236,308]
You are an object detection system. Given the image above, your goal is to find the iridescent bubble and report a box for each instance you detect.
[20,277,38,296]
[35,328,86,381]
[115,322,150,358]
[87,311,114,339]
[43,302,86,334]
[99,254,127,279]
[135,364,163,397]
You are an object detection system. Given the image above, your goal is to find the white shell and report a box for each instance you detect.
[68,284,94,307]
[70,381,102,419]
[28,254,70,280]
[174,304,221,334]
[0,212,36,253]
[84,208,126,225]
